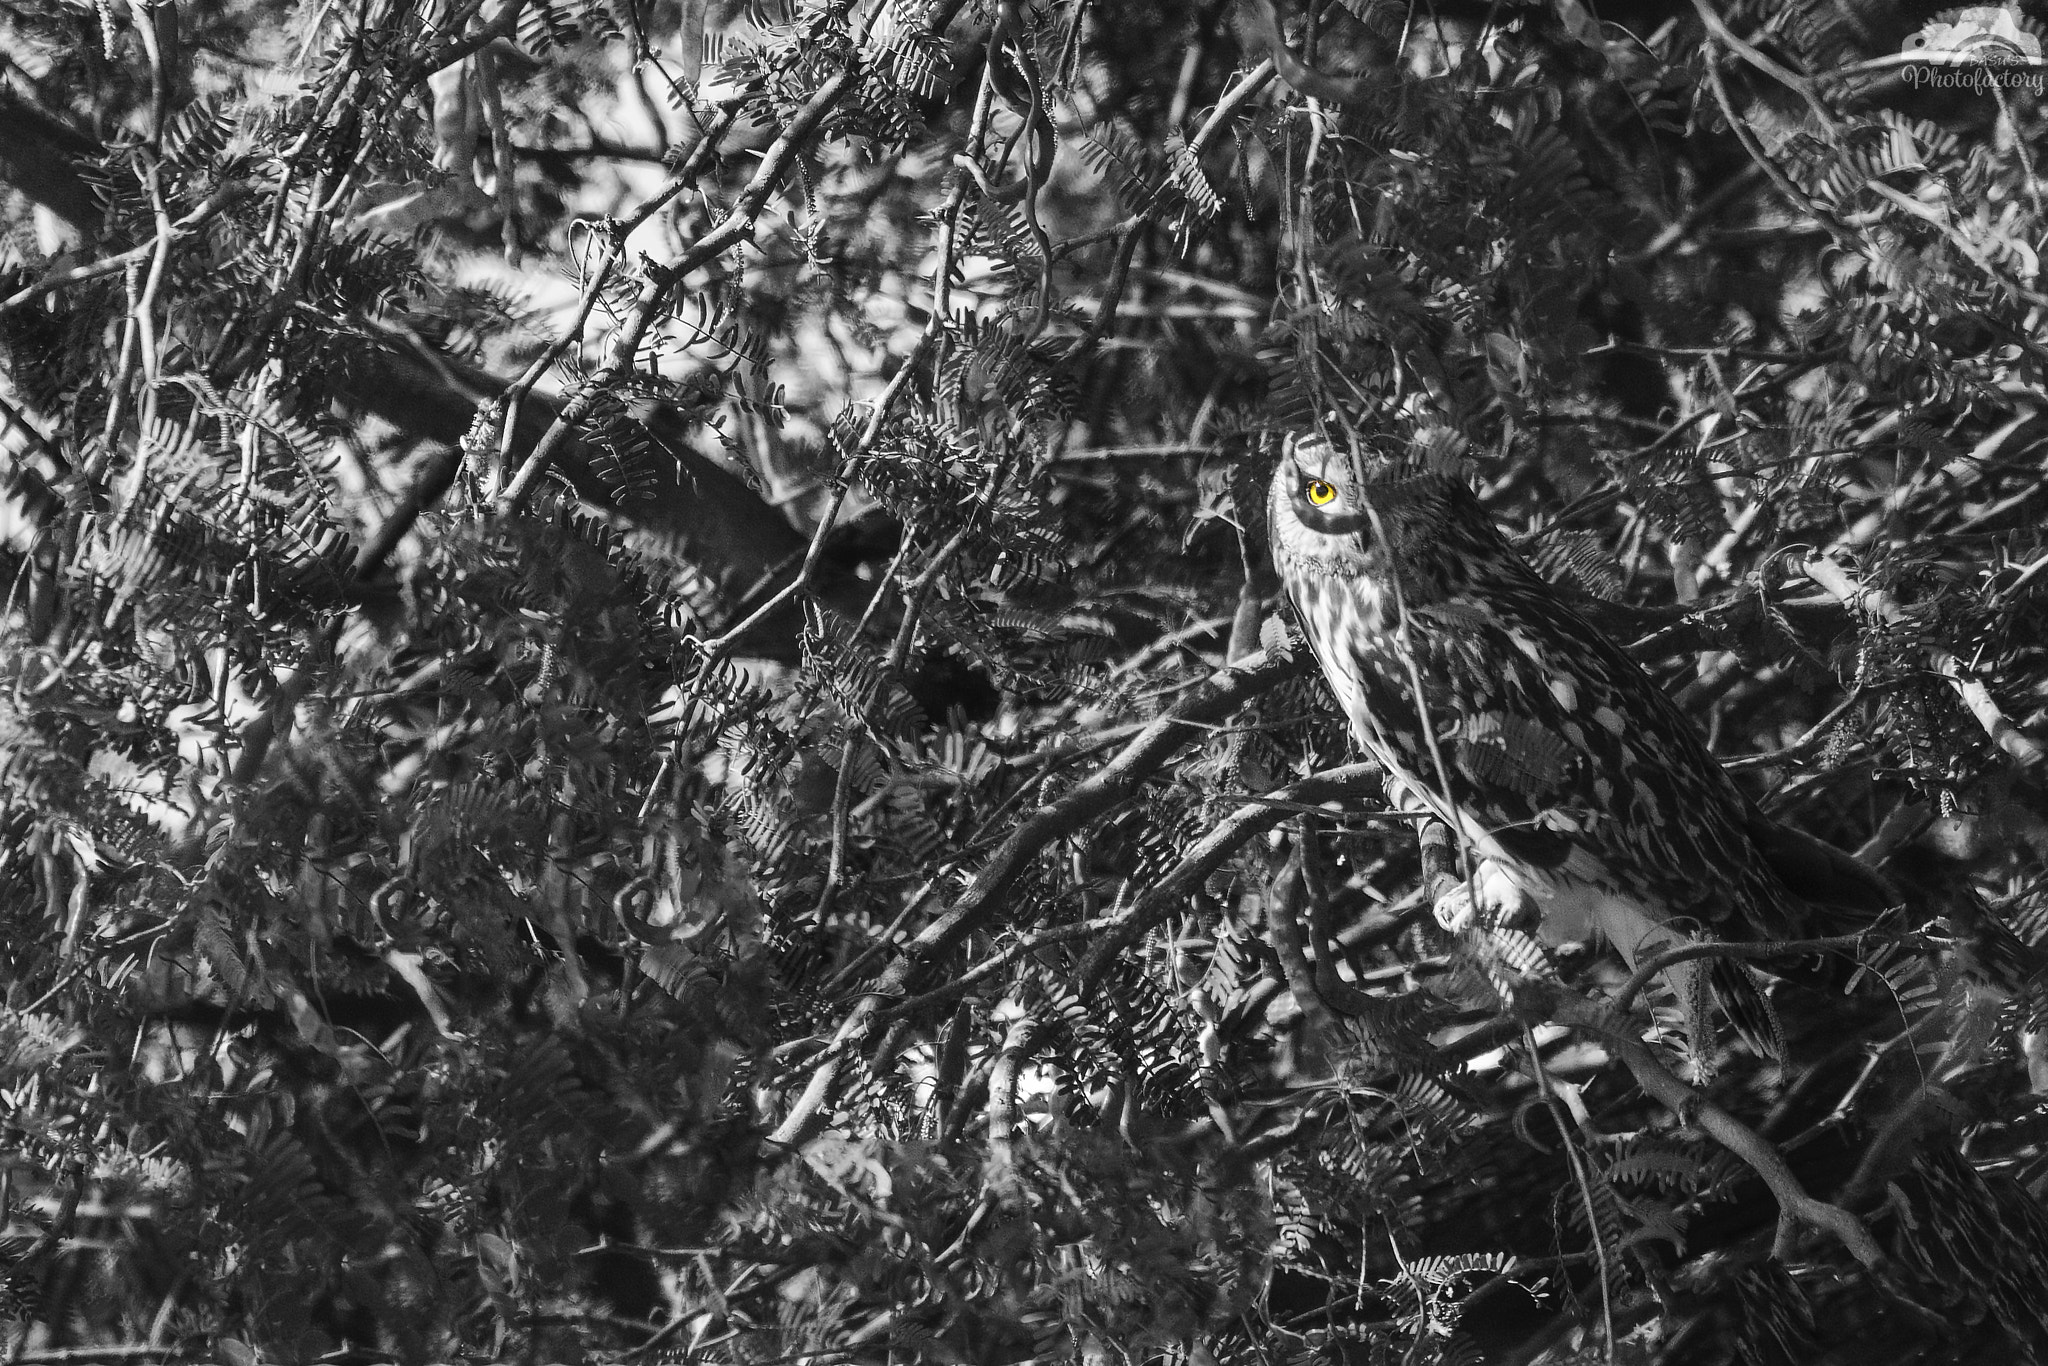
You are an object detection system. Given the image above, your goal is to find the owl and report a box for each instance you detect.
[1268,436,1891,1056]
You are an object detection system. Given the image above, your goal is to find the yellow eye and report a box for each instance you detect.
[1305,480,1337,507]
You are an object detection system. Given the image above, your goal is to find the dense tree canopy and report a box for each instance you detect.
[4,0,2048,1361]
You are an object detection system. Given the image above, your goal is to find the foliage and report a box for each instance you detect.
[2,0,2048,1362]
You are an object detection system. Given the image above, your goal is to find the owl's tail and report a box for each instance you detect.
[1707,957,1786,1063]
[1597,899,1786,1063]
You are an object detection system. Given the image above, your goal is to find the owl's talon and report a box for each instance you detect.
[1494,897,1540,934]
[1434,865,1533,935]
[1434,884,1479,934]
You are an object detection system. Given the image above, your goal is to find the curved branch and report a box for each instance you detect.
[1611,933,1889,1016]
[1525,982,1886,1268]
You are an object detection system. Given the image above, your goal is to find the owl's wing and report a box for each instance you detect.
[1398,586,1773,936]
[1743,808,1897,924]
[1397,591,1798,1057]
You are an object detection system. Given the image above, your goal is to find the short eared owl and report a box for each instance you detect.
[1269,437,1887,1054]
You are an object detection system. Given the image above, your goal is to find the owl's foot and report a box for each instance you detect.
[1432,860,1534,935]
[1433,883,1481,934]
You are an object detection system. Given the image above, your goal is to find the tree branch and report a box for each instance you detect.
[495,62,864,513]
[1524,982,1886,1267]
[769,646,1306,1147]
[346,328,870,654]
[1803,552,2047,770]
[0,89,105,233]
[0,90,868,662]
[1075,761,1380,992]
[1611,933,1888,1016]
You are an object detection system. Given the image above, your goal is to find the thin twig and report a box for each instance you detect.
[496,55,873,514]
[1698,45,1838,241]
[0,185,251,317]
[1075,758,1376,992]
[1687,0,1837,127]
[1803,552,2045,768]
[490,104,739,493]
[1526,1029,1618,1361]
[876,915,1123,1020]
[684,335,932,671]
[1061,55,1276,354]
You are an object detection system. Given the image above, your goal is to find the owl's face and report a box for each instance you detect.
[1277,439,1375,542]
[1270,440,1423,573]
[1269,438,1499,606]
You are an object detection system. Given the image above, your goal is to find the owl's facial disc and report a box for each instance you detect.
[1287,445,1373,537]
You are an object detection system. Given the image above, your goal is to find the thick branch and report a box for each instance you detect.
[0,91,870,662]
[348,330,863,640]
[0,89,104,232]
[1611,933,1886,1015]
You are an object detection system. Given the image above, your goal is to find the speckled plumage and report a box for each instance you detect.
[1270,438,1882,1053]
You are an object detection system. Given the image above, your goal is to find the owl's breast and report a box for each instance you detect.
[1284,571,1470,828]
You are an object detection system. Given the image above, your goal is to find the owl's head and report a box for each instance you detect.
[1268,435,1487,594]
